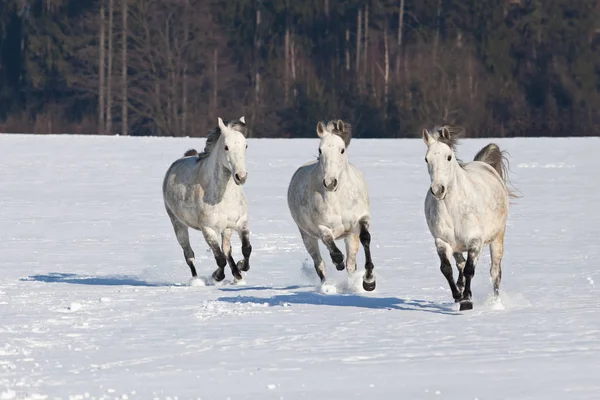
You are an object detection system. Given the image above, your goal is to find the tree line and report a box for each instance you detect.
[0,0,599,138]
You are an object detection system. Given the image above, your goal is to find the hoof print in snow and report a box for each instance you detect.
[189,277,207,287]
[320,283,338,295]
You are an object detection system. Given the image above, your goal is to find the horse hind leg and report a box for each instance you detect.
[168,211,197,278]
[300,229,326,283]
[202,227,228,282]
[490,231,505,297]
[359,220,376,292]
[435,238,462,302]
[453,252,466,294]
[222,229,243,282]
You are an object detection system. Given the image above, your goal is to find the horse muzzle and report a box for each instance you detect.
[234,172,248,185]
[430,184,446,200]
[323,178,338,192]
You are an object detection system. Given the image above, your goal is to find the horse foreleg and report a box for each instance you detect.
[168,211,197,278]
[300,229,326,283]
[237,227,252,272]
[435,238,462,302]
[222,229,243,281]
[318,226,345,271]
[460,238,483,311]
[344,234,359,275]
[359,220,376,292]
[453,252,466,294]
[490,231,504,297]
[202,227,227,282]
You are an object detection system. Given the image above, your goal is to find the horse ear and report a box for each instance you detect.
[317,121,326,137]
[239,116,246,124]
[218,117,227,132]
[337,119,344,132]
[440,126,451,140]
[422,129,433,145]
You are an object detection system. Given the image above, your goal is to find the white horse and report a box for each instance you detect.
[162,116,252,284]
[423,126,516,310]
[288,120,376,292]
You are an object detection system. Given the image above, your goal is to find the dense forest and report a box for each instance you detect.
[0,0,599,138]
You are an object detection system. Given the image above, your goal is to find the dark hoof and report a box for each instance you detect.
[232,270,243,281]
[362,279,376,292]
[332,253,344,265]
[212,269,226,282]
[459,300,473,311]
[335,263,345,271]
[237,260,249,272]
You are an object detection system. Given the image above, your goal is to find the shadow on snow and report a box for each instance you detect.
[217,290,458,315]
[21,272,170,287]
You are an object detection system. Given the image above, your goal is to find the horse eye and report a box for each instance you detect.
[318,148,322,154]
[341,148,345,154]
[447,155,452,161]
[225,145,229,151]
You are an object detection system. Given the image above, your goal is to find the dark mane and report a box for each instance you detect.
[435,125,463,151]
[326,119,352,147]
[198,119,247,160]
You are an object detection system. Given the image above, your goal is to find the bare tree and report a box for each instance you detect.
[106,0,114,134]
[395,0,405,80]
[384,22,389,119]
[121,0,128,135]
[99,2,106,134]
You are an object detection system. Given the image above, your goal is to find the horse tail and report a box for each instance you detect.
[474,143,519,199]
[184,149,198,157]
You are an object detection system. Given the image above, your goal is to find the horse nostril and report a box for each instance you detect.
[235,173,240,181]
[440,185,446,194]
[323,179,327,188]
[332,178,338,188]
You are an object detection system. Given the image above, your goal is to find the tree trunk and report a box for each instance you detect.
[99,2,105,134]
[356,8,362,90]
[291,31,297,98]
[395,0,405,80]
[363,4,369,85]
[213,47,218,119]
[106,0,114,134]
[284,7,290,105]
[345,28,350,71]
[252,0,261,137]
[433,0,442,62]
[121,0,128,136]
[384,22,389,120]
[182,0,190,136]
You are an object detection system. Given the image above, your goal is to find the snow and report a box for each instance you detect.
[1,134,599,399]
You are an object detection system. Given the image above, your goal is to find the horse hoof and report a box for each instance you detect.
[362,279,376,292]
[237,260,250,272]
[212,270,225,282]
[233,271,243,281]
[335,263,345,271]
[459,300,473,311]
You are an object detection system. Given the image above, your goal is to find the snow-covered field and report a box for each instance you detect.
[1,134,599,400]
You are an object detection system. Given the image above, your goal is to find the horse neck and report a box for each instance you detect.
[198,138,231,199]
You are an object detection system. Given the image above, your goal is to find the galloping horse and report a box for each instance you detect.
[423,126,516,310]
[163,116,252,284]
[288,120,376,292]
